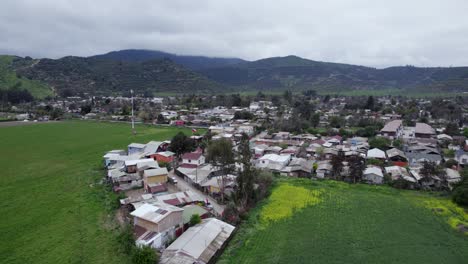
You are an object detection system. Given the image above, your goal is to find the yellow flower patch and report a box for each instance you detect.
[260,183,323,226]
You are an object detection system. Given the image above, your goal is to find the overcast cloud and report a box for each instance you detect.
[1,0,468,67]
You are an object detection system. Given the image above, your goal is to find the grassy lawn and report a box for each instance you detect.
[220,178,468,264]
[0,121,196,264]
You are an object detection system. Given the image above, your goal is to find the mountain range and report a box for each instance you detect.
[1,49,468,98]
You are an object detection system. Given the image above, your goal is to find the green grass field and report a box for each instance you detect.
[220,179,468,264]
[0,121,196,264]
[0,55,53,99]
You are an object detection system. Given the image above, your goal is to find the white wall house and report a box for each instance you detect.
[363,166,384,184]
[256,154,291,171]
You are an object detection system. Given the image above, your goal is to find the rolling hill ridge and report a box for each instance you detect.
[2,49,468,97]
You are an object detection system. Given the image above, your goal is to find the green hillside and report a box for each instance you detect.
[220,179,468,264]
[13,56,222,96]
[0,55,53,98]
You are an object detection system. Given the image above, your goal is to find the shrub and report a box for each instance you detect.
[132,246,158,264]
[189,214,201,226]
[452,184,468,206]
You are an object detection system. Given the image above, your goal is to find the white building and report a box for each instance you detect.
[363,166,384,184]
[160,218,235,264]
[256,154,291,171]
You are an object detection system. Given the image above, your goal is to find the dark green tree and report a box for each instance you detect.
[236,133,256,209]
[169,132,196,161]
[207,138,235,202]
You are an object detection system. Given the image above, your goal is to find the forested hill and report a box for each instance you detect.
[3,50,468,98]
[197,55,468,93]
[90,49,246,70]
[10,55,223,96]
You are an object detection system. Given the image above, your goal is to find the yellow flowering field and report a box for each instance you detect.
[260,183,323,225]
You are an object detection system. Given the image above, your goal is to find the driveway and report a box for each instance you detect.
[169,170,225,216]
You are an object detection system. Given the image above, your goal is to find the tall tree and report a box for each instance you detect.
[330,151,344,180]
[348,155,365,183]
[310,112,320,128]
[207,138,235,202]
[236,133,256,209]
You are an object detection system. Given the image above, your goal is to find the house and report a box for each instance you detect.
[136,159,159,173]
[173,120,185,126]
[349,137,368,146]
[256,154,291,171]
[445,168,461,189]
[253,144,268,158]
[104,153,136,169]
[316,161,333,178]
[238,125,255,136]
[405,147,442,167]
[280,157,313,177]
[130,203,184,249]
[180,149,205,168]
[159,218,235,264]
[146,183,168,194]
[415,123,436,138]
[201,175,237,195]
[128,143,146,155]
[144,141,170,158]
[384,166,416,183]
[143,167,168,190]
[153,151,175,164]
[154,191,204,207]
[177,164,219,185]
[367,148,386,160]
[455,149,468,166]
[363,166,384,184]
[437,134,453,142]
[264,145,283,155]
[386,148,408,166]
[125,158,156,173]
[380,120,403,139]
[103,150,126,167]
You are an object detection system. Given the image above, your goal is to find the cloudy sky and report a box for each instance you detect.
[1,0,468,67]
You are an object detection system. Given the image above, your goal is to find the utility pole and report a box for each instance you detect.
[131,89,135,135]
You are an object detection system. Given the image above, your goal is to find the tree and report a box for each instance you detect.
[348,155,365,183]
[310,112,320,128]
[234,111,254,120]
[393,139,403,148]
[236,133,256,209]
[80,104,92,115]
[283,90,293,104]
[419,161,445,189]
[369,137,391,150]
[132,246,158,264]
[330,151,344,179]
[445,123,460,136]
[189,214,202,226]
[452,169,468,206]
[206,138,235,202]
[329,116,343,128]
[169,132,196,161]
[156,113,165,124]
[365,96,375,110]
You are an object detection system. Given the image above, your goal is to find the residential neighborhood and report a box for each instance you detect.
[91,92,468,263]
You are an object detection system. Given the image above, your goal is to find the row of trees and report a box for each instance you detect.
[0,87,34,104]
